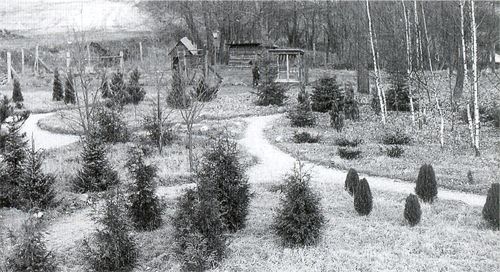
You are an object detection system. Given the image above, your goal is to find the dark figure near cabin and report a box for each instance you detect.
[252,62,260,87]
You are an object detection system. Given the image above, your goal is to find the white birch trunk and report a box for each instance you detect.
[460,0,468,86]
[470,0,480,156]
[466,103,474,147]
[366,0,386,124]
[402,0,415,124]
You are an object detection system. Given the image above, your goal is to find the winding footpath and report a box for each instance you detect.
[40,113,486,253]
[20,113,79,150]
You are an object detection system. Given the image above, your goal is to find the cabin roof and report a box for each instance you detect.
[169,37,199,56]
[268,48,304,54]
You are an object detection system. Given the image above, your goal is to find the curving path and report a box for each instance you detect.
[20,113,80,150]
[239,114,487,207]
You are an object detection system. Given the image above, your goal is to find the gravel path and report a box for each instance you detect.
[239,114,487,207]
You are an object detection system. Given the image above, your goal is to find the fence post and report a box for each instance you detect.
[204,50,208,78]
[7,52,12,83]
[66,51,71,71]
[312,43,316,67]
[21,49,25,74]
[119,51,124,70]
[139,42,143,62]
[34,45,39,76]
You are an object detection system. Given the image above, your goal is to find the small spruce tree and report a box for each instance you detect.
[19,140,56,210]
[354,178,373,216]
[126,68,145,105]
[167,69,190,109]
[482,183,499,230]
[12,78,23,103]
[311,76,342,112]
[52,69,64,101]
[83,191,137,272]
[288,86,316,127]
[344,168,359,196]
[73,133,119,193]
[6,218,57,272]
[197,135,250,232]
[125,146,162,231]
[415,164,438,203]
[273,163,324,247]
[0,126,27,208]
[343,84,360,120]
[404,194,422,226]
[330,102,344,132]
[64,73,76,104]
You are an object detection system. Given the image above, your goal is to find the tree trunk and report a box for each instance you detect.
[366,0,385,124]
[402,0,415,124]
[469,0,480,156]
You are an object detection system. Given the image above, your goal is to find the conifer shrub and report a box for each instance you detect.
[386,145,404,158]
[72,134,119,193]
[415,164,438,203]
[404,194,421,226]
[197,135,250,232]
[99,72,111,98]
[195,77,219,102]
[19,142,56,210]
[143,112,176,147]
[64,73,76,104]
[371,90,381,115]
[167,69,191,109]
[343,84,360,120]
[273,163,324,247]
[334,137,362,147]
[254,82,288,106]
[125,146,162,231]
[0,126,27,208]
[330,102,344,132]
[311,76,342,113]
[94,106,129,143]
[344,168,359,196]
[82,191,138,272]
[482,183,499,230]
[382,130,412,145]
[126,68,146,105]
[354,178,373,216]
[172,188,227,271]
[6,218,57,272]
[52,69,64,101]
[386,73,412,112]
[12,78,23,103]
[108,72,130,108]
[288,87,316,127]
[338,147,361,160]
[292,131,320,144]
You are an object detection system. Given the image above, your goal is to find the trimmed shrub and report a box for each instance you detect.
[64,73,76,104]
[125,147,162,231]
[482,183,499,230]
[197,135,250,232]
[19,142,56,210]
[338,147,361,160]
[415,164,438,203]
[354,178,373,216]
[72,134,119,193]
[288,87,316,127]
[6,218,57,272]
[382,130,412,145]
[311,76,342,113]
[404,194,422,226]
[334,137,362,147]
[12,78,23,103]
[386,145,404,158]
[293,131,320,144]
[82,191,138,272]
[167,69,190,109]
[126,68,146,105]
[254,82,288,106]
[173,189,227,271]
[52,69,64,101]
[94,106,129,143]
[273,164,324,247]
[344,168,359,196]
[195,77,219,102]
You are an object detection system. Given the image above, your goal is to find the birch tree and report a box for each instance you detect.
[401,0,415,124]
[366,0,386,124]
[469,0,480,156]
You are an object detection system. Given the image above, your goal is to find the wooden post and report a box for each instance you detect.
[87,44,91,67]
[34,45,39,76]
[286,54,290,81]
[277,55,280,80]
[66,51,71,71]
[204,50,208,78]
[312,43,316,67]
[119,51,124,71]
[21,49,25,74]
[7,52,12,83]
[139,42,143,62]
